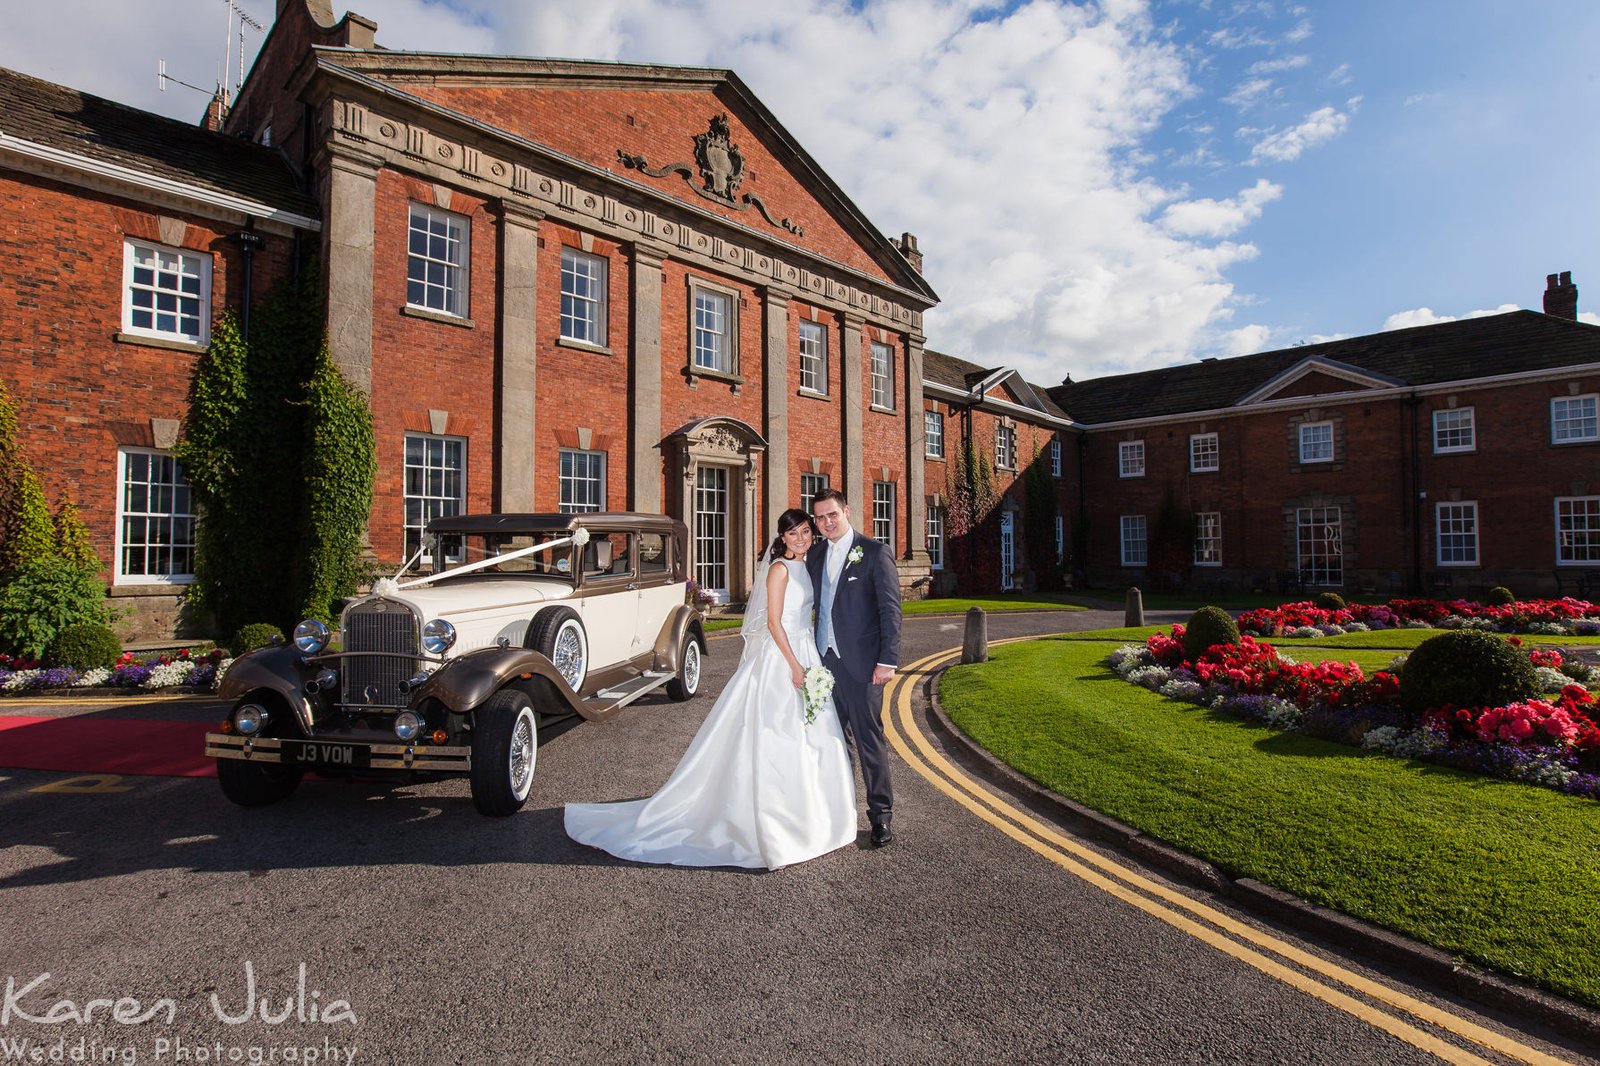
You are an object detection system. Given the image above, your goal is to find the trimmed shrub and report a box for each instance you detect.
[1398,630,1540,717]
[1314,591,1347,610]
[229,623,285,656]
[1182,605,1240,662]
[1485,586,1515,607]
[45,623,122,670]
[0,557,113,659]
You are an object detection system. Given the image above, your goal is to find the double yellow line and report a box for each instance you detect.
[882,641,1574,1066]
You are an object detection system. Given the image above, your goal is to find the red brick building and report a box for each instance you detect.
[2,0,949,639]
[1048,276,1600,599]
[0,66,316,637]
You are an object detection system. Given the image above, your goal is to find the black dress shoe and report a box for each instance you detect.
[870,816,894,848]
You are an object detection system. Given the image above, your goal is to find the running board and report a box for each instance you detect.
[582,671,674,719]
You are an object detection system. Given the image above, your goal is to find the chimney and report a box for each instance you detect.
[1544,271,1578,320]
[894,232,924,273]
[201,90,227,132]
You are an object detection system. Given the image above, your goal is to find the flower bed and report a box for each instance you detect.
[1237,596,1600,638]
[0,649,233,694]
[1111,624,1600,800]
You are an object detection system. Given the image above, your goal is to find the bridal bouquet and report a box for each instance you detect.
[801,664,834,726]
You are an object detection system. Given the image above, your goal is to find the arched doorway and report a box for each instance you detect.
[661,417,768,604]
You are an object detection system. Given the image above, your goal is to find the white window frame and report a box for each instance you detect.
[870,341,895,409]
[1054,514,1064,564]
[114,447,196,585]
[926,502,945,571]
[799,320,828,394]
[1432,408,1476,454]
[1298,421,1334,464]
[925,410,945,459]
[1194,511,1222,567]
[872,481,895,546]
[406,203,470,317]
[404,434,466,565]
[690,280,739,374]
[1296,505,1343,586]
[1118,440,1145,479]
[1120,515,1147,567]
[559,448,607,513]
[122,239,212,344]
[1189,432,1219,473]
[996,424,1017,470]
[1435,501,1479,566]
[1051,438,1062,478]
[800,473,830,514]
[559,248,608,347]
[1551,395,1599,444]
[1556,496,1600,565]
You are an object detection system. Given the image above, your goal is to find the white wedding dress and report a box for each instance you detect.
[564,557,858,870]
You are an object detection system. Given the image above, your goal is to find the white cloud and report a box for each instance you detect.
[1223,76,1275,110]
[1381,304,1519,331]
[1160,178,1282,238]
[1326,62,1352,86]
[1221,323,1274,355]
[1247,104,1349,162]
[1581,312,1600,328]
[1247,54,1308,75]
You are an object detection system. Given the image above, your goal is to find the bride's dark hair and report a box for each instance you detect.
[766,508,820,562]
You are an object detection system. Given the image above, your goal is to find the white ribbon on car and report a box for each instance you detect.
[383,526,591,591]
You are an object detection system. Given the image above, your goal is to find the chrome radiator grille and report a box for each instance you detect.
[341,599,420,709]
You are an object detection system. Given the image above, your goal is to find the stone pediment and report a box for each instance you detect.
[309,50,935,306]
[1234,356,1405,407]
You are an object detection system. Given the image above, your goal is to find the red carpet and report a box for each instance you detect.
[0,716,216,777]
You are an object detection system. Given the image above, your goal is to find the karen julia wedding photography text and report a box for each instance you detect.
[1,964,358,1065]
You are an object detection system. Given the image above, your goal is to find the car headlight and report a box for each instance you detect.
[421,618,457,655]
[394,711,424,742]
[293,619,331,654]
[233,703,270,736]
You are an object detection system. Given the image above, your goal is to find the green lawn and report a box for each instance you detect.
[940,631,1600,1008]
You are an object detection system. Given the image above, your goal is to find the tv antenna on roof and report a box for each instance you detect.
[156,0,263,118]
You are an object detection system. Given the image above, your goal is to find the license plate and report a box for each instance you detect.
[280,739,371,769]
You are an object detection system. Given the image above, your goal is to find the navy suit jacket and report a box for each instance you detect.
[808,530,902,685]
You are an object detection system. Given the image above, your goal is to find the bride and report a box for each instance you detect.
[563,509,858,870]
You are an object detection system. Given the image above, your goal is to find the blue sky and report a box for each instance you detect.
[3,0,1595,384]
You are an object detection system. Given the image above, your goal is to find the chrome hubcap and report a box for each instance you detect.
[552,624,586,688]
[683,643,700,693]
[509,712,534,794]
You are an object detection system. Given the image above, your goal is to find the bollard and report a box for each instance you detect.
[961,606,989,664]
[1125,587,1145,627]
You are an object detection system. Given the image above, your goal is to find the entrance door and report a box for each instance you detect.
[999,511,1016,590]
[694,466,730,602]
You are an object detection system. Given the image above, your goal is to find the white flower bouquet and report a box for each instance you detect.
[802,664,834,725]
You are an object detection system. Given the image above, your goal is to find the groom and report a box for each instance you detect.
[808,488,902,847]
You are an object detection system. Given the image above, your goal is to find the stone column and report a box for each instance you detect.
[841,313,865,506]
[497,201,543,512]
[904,333,928,563]
[631,243,668,512]
[322,143,381,395]
[762,287,791,533]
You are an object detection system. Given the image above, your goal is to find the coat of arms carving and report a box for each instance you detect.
[616,112,802,236]
[694,114,744,201]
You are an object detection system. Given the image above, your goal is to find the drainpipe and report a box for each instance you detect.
[1075,429,1088,588]
[1405,392,1424,594]
[231,226,267,341]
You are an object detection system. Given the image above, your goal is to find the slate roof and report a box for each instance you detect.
[1049,310,1600,426]
[0,66,317,219]
[924,348,1070,421]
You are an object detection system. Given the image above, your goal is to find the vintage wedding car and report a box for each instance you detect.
[204,513,706,815]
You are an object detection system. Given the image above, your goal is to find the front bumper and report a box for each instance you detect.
[205,732,471,772]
